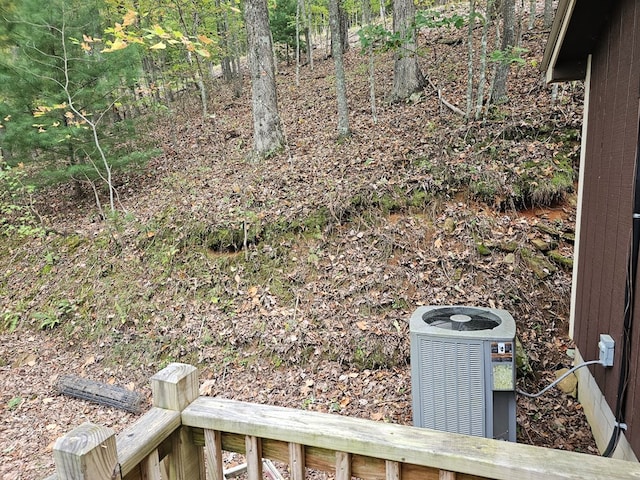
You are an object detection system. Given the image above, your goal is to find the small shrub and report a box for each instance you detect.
[0,165,45,238]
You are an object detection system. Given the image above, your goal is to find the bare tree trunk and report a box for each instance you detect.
[329,0,350,138]
[296,0,301,86]
[175,0,208,117]
[543,0,553,28]
[475,0,494,119]
[216,0,233,81]
[528,0,535,30]
[465,0,476,119]
[362,0,372,24]
[306,0,313,69]
[368,47,378,124]
[363,0,377,123]
[339,2,349,52]
[391,0,425,102]
[491,0,515,104]
[244,0,285,157]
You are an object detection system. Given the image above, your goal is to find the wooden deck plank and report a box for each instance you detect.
[182,397,640,480]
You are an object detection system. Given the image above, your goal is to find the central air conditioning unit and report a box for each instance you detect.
[410,305,517,442]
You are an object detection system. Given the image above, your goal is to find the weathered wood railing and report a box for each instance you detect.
[46,363,640,480]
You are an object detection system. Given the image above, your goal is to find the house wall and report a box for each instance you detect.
[572,0,640,455]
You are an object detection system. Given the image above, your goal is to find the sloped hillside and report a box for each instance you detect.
[0,9,598,479]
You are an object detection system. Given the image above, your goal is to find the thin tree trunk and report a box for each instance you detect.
[306,0,313,69]
[216,0,233,82]
[329,0,350,138]
[528,0,535,30]
[368,46,377,124]
[543,0,553,28]
[491,0,515,104]
[296,0,301,86]
[362,0,372,24]
[363,0,376,123]
[465,0,476,119]
[475,0,493,119]
[175,1,208,116]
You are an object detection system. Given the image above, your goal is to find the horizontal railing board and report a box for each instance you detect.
[182,397,640,480]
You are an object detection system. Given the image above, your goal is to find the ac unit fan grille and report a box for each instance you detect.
[421,306,501,331]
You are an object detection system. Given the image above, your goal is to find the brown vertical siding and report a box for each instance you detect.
[574,0,640,452]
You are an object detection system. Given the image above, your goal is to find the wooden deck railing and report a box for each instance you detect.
[46,363,640,480]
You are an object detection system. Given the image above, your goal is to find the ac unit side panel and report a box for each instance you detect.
[412,335,486,437]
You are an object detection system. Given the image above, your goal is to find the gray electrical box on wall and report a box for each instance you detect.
[410,305,517,442]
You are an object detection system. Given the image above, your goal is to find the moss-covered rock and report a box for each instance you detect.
[521,248,558,279]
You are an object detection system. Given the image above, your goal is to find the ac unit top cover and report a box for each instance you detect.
[409,305,515,341]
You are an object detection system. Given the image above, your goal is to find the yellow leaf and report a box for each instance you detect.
[151,24,166,36]
[196,48,210,58]
[102,38,127,52]
[122,10,137,27]
[64,111,74,119]
[150,42,166,50]
[33,106,51,117]
[198,34,213,45]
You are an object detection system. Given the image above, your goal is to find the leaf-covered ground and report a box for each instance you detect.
[0,8,600,479]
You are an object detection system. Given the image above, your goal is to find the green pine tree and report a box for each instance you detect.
[0,0,153,210]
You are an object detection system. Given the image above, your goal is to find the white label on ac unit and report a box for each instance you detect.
[491,341,515,391]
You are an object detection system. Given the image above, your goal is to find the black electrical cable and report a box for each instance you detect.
[602,113,640,457]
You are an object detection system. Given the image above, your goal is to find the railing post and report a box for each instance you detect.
[150,363,204,480]
[53,422,118,480]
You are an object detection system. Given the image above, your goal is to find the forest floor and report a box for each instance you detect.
[0,8,600,479]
